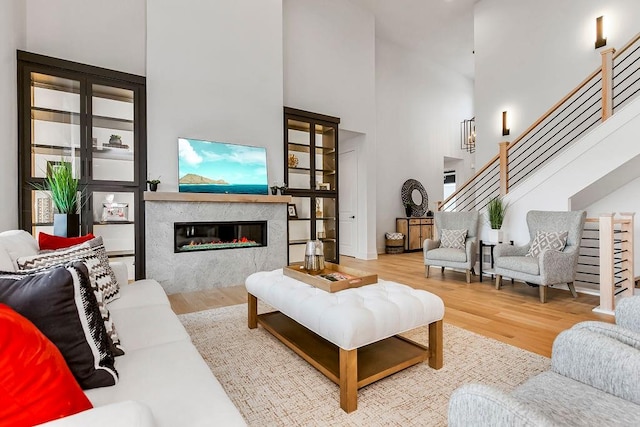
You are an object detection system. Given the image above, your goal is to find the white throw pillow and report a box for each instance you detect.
[526,230,568,257]
[440,229,467,250]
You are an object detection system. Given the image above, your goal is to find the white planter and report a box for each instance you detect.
[488,228,504,243]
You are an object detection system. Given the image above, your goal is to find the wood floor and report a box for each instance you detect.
[168,251,614,358]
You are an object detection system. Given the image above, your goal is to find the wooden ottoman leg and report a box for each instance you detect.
[248,293,258,329]
[428,320,443,370]
[339,348,358,413]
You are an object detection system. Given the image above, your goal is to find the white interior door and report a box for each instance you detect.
[339,149,357,257]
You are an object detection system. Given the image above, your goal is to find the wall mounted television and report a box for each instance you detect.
[178,137,268,195]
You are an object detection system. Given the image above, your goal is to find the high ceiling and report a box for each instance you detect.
[350,0,477,79]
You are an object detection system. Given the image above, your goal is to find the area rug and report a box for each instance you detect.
[179,304,550,426]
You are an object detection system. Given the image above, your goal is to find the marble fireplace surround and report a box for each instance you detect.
[144,192,291,294]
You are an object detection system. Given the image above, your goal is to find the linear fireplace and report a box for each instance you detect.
[174,221,267,253]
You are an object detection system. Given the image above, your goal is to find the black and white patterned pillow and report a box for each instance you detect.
[0,262,118,389]
[440,229,467,250]
[16,238,123,356]
[526,230,568,257]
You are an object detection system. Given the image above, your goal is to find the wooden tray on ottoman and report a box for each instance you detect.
[283,262,378,292]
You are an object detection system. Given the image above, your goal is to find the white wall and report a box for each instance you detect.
[0,0,25,231]
[474,0,640,167]
[147,0,284,191]
[25,0,146,76]
[375,38,474,252]
[283,0,377,258]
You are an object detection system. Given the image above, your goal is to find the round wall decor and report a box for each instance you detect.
[401,179,428,217]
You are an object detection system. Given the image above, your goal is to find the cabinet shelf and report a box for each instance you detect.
[32,107,80,125]
[94,221,135,225]
[288,142,336,154]
[92,115,134,132]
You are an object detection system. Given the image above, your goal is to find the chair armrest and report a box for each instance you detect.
[573,321,640,351]
[109,261,129,287]
[465,237,477,265]
[423,239,441,255]
[538,250,578,284]
[616,296,640,333]
[448,384,555,427]
[38,400,156,427]
[494,244,528,258]
[551,328,640,405]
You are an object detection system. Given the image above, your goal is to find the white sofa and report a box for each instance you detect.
[0,230,246,427]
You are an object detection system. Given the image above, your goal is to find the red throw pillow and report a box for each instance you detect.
[38,232,95,250]
[0,303,92,427]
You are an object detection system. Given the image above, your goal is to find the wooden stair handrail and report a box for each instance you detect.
[506,65,603,152]
[439,153,499,209]
[613,31,640,59]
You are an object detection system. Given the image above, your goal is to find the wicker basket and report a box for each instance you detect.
[385,237,405,254]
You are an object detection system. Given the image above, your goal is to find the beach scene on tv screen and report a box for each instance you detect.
[178,137,268,195]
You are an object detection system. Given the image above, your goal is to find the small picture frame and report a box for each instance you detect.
[287,203,298,218]
[317,183,331,191]
[46,160,71,178]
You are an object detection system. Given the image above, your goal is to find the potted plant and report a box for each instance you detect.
[146,178,161,192]
[33,161,82,237]
[487,197,508,243]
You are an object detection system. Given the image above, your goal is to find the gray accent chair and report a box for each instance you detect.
[493,210,586,303]
[424,211,479,283]
[448,296,640,426]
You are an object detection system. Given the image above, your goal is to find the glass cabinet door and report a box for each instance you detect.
[29,72,83,233]
[90,83,136,182]
[287,118,312,190]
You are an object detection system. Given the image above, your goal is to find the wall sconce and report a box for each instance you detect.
[595,16,607,49]
[502,111,510,136]
[460,117,475,153]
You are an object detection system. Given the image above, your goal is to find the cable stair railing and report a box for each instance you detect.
[439,31,640,214]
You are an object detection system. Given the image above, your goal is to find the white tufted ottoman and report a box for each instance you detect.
[246,268,445,413]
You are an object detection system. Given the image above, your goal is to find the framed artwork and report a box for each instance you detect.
[287,204,298,218]
[317,183,331,190]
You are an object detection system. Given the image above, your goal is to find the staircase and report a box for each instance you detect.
[441,32,640,311]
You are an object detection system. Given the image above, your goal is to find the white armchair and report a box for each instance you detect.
[424,211,479,283]
[494,210,586,303]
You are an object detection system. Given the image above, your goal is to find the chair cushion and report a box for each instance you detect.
[440,229,467,250]
[426,247,467,263]
[495,255,540,276]
[526,230,568,257]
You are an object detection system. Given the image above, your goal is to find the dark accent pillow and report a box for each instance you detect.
[0,262,118,389]
[16,239,124,356]
[0,303,93,425]
[38,232,95,251]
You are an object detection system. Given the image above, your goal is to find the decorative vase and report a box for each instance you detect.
[270,186,278,195]
[53,213,80,238]
[149,183,158,192]
[405,206,413,217]
[489,228,504,243]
